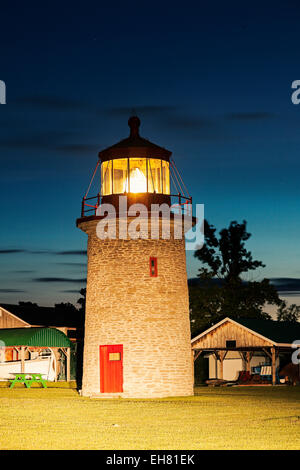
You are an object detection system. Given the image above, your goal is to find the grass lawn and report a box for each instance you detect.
[0,386,300,450]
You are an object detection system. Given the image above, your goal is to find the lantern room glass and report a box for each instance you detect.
[148,158,162,193]
[130,158,147,193]
[162,160,170,194]
[101,158,170,195]
[101,160,112,196]
[113,158,128,193]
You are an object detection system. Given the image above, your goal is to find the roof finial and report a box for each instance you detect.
[128,116,141,138]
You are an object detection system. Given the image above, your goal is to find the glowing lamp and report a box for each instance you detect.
[129,166,147,193]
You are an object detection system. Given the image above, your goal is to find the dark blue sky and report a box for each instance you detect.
[1,1,300,306]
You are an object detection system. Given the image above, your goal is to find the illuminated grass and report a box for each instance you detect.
[0,386,299,450]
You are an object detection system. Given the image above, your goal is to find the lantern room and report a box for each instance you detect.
[79,116,192,218]
[101,157,170,196]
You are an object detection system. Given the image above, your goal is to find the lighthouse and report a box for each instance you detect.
[77,117,194,398]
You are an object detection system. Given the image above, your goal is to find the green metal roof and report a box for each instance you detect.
[0,327,71,347]
[236,318,300,345]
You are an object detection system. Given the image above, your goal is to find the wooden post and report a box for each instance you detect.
[238,351,246,370]
[246,352,249,372]
[66,348,71,382]
[20,346,25,373]
[219,351,228,380]
[271,347,276,385]
[220,354,224,380]
[191,350,195,387]
[52,347,60,382]
[213,351,220,378]
[246,352,251,372]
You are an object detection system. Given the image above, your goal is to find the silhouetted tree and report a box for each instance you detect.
[77,288,86,315]
[195,220,266,282]
[190,220,281,335]
[18,301,39,308]
[277,302,300,322]
[54,302,84,328]
[54,302,78,313]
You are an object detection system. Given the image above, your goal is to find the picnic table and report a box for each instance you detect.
[9,372,47,389]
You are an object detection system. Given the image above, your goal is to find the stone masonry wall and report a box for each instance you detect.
[78,218,194,398]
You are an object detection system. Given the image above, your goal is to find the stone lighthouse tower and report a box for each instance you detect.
[77,117,194,398]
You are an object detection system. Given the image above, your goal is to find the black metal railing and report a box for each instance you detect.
[81,194,101,217]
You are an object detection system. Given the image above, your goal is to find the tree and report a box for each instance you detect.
[195,220,266,282]
[190,220,281,335]
[77,288,86,315]
[18,301,39,308]
[54,302,78,313]
[54,302,84,328]
[277,301,300,322]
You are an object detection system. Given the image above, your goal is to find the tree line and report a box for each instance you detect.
[15,220,300,335]
[190,219,300,335]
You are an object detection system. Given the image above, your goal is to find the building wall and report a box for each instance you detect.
[78,218,193,398]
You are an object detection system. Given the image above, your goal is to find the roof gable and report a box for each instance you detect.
[192,317,300,348]
[192,318,274,349]
[0,306,30,328]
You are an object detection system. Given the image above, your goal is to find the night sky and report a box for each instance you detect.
[1,1,300,307]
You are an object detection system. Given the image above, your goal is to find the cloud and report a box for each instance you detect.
[55,144,99,154]
[29,250,54,254]
[12,98,176,117]
[225,112,275,120]
[107,106,215,131]
[60,290,82,293]
[14,96,84,111]
[0,289,27,293]
[0,248,51,255]
[158,113,236,144]
[12,270,35,273]
[0,249,26,254]
[106,106,275,128]
[55,262,86,267]
[270,278,300,292]
[104,106,221,136]
[279,292,300,297]
[0,131,73,150]
[189,277,300,294]
[55,250,87,256]
[162,115,214,130]
[121,108,231,142]
[33,277,86,283]
[0,248,86,256]
[105,105,177,117]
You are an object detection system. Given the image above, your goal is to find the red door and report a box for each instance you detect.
[99,344,123,393]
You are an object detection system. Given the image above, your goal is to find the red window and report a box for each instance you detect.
[150,257,158,277]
